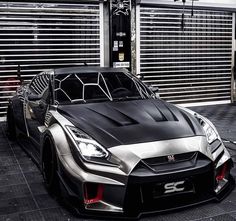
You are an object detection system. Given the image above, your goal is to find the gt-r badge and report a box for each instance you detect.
[167,155,175,162]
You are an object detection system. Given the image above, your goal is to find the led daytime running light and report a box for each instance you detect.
[66,126,109,159]
[196,114,218,144]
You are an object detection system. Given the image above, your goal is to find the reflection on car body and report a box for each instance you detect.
[7,66,235,218]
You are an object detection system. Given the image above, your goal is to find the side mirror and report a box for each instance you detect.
[28,93,42,101]
[148,85,159,98]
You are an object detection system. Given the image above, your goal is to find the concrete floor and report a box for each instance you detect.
[1,103,236,220]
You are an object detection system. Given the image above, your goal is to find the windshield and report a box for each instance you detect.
[54,71,152,104]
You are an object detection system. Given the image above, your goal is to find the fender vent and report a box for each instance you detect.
[44,111,52,127]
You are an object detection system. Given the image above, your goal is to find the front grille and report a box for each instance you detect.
[124,153,215,216]
[143,152,197,166]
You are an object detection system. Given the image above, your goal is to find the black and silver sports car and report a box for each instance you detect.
[7,67,235,218]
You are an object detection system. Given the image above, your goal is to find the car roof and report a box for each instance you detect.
[53,66,129,75]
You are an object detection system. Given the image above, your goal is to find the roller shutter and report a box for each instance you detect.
[138,7,233,104]
[0,1,101,115]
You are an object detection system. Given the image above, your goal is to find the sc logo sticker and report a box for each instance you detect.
[164,181,185,194]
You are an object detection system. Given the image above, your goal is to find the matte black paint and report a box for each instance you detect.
[57,99,205,148]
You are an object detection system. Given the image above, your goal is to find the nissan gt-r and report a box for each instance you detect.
[7,66,235,218]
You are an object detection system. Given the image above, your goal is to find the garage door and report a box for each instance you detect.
[138,7,233,104]
[0,1,102,116]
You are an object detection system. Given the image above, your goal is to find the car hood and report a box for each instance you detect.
[57,99,204,148]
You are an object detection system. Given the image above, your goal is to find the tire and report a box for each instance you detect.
[42,137,60,195]
[7,105,16,140]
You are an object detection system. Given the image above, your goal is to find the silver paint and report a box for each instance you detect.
[41,110,231,213]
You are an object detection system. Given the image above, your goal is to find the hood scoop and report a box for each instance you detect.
[86,106,138,127]
[57,99,204,148]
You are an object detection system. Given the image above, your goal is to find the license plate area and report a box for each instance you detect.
[152,179,195,199]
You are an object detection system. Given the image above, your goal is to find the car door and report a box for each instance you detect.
[25,72,50,146]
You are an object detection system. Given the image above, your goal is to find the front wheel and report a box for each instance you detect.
[42,138,60,195]
[7,105,16,140]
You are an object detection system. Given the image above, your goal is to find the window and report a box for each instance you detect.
[54,71,152,104]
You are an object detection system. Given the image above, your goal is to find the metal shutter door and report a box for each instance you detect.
[138,7,233,104]
[0,1,101,116]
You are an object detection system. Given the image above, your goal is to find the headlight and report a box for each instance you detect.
[66,126,109,159]
[195,114,219,144]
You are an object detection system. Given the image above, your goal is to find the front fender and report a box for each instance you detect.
[42,123,124,186]
[41,123,72,173]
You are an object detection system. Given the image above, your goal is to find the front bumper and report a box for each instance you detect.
[124,155,235,217]
[58,151,235,219]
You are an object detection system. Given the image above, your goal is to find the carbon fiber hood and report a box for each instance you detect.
[57,99,205,148]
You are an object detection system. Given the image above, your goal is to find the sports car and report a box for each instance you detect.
[7,66,235,218]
